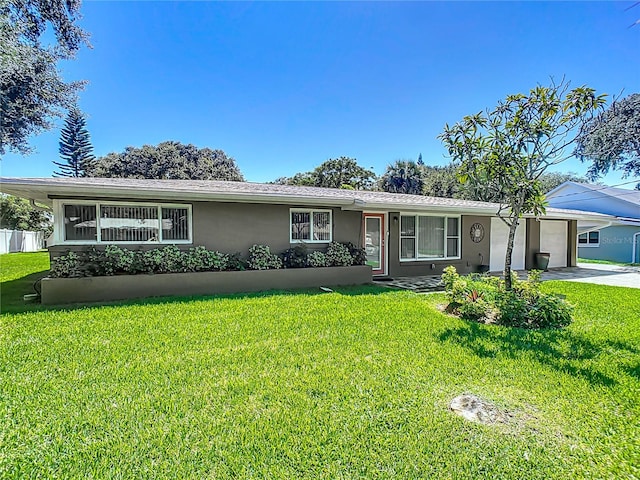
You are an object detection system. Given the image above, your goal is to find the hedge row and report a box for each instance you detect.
[49,242,367,278]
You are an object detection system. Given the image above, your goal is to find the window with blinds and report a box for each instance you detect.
[61,202,192,244]
[290,209,332,243]
[400,215,460,260]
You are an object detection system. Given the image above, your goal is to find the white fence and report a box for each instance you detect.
[0,229,45,254]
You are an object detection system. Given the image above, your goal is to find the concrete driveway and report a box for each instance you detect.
[375,263,640,292]
[541,263,640,289]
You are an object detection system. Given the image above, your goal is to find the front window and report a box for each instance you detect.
[60,202,192,244]
[290,209,332,243]
[64,204,97,241]
[578,231,599,246]
[400,214,460,260]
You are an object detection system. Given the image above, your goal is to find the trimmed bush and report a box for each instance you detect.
[49,251,82,278]
[307,251,328,267]
[247,245,283,270]
[326,241,353,267]
[441,266,572,329]
[344,242,367,266]
[281,245,308,268]
[50,245,234,278]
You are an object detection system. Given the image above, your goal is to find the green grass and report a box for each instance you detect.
[578,257,640,267]
[1,253,639,478]
[0,252,50,313]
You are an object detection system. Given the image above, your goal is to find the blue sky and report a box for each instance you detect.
[2,1,639,187]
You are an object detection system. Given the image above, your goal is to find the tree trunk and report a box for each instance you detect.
[503,218,519,290]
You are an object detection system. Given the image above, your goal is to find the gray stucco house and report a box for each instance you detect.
[546,182,640,264]
[1,177,615,280]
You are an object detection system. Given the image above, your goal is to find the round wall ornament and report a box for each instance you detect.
[470,223,485,243]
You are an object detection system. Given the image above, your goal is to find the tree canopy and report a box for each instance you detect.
[88,142,245,181]
[1,0,89,155]
[276,157,377,190]
[379,160,424,195]
[0,194,52,234]
[439,80,605,289]
[576,93,640,184]
[53,108,95,177]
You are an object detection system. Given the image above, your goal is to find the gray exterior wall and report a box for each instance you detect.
[525,219,541,270]
[386,214,492,276]
[191,201,362,253]
[578,225,640,264]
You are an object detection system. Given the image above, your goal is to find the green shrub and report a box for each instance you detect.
[307,251,328,267]
[281,245,308,268]
[49,252,82,278]
[344,242,367,266]
[441,266,573,329]
[247,245,283,270]
[326,241,353,267]
[182,246,229,272]
[226,252,246,271]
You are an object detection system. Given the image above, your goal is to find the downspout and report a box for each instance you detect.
[633,232,640,264]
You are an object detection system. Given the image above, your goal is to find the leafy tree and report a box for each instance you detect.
[1,0,89,155]
[379,160,424,195]
[421,164,464,199]
[53,108,95,177]
[439,80,605,289]
[273,172,316,187]
[575,93,640,184]
[277,157,377,190]
[0,194,52,234]
[88,142,245,181]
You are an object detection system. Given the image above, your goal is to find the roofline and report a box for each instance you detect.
[0,177,618,221]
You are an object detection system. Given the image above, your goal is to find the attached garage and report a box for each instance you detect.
[539,220,568,268]
[490,218,526,272]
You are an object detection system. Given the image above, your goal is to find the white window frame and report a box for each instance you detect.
[578,231,600,247]
[399,213,461,262]
[289,208,333,244]
[54,199,193,245]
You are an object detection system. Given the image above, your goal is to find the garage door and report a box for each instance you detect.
[540,220,568,268]
[490,218,526,272]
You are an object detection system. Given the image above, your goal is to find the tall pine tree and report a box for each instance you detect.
[53,109,95,177]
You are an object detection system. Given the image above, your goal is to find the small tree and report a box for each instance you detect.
[575,93,640,186]
[53,108,95,177]
[439,80,605,289]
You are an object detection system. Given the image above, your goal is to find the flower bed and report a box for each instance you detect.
[42,242,372,304]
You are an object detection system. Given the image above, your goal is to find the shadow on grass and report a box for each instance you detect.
[438,322,638,388]
[0,269,50,314]
[1,271,396,315]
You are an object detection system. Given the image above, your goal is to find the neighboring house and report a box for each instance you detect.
[0,177,616,279]
[547,182,640,264]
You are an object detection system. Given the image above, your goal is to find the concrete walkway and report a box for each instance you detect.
[548,263,640,288]
[374,263,640,292]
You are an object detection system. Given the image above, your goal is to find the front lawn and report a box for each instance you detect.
[1,253,639,478]
[578,257,640,267]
